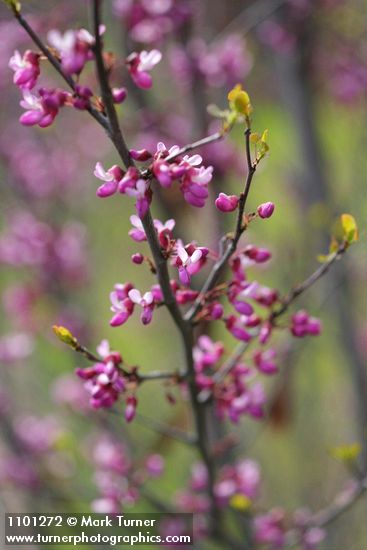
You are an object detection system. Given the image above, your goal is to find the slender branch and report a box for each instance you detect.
[285,477,367,547]
[185,128,256,322]
[138,370,181,381]
[165,131,224,162]
[10,3,232,535]
[13,10,110,132]
[134,413,197,446]
[271,243,348,321]
[91,0,133,168]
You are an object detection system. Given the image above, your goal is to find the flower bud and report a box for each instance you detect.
[257,201,275,219]
[131,253,144,264]
[215,192,239,213]
[112,87,127,104]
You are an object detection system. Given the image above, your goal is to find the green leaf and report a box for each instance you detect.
[2,0,21,13]
[330,442,361,463]
[341,213,358,244]
[52,325,78,350]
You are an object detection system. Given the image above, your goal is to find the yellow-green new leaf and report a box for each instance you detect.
[341,213,358,244]
[330,442,361,463]
[53,325,78,350]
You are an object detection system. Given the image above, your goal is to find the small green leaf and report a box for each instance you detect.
[52,325,78,350]
[341,213,358,244]
[2,0,21,13]
[330,442,361,463]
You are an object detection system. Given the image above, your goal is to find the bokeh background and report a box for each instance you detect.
[0,0,367,548]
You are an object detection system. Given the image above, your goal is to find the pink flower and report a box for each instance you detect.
[129,148,152,161]
[112,87,127,104]
[19,88,67,128]
[154,218,175,248]
[120,176,151,218]
[109,283,135,326]
[291,310,322,338]
[125,395,137,422]
[129,215,147,241]
[180,165,213,207]
[151,142,213,207]
[193,335,224,373]
[225,315,253,342]
[128,288,155,324]
[215,192,239,212]
[257,201,275,219]
[145,454,165,477]
[175,246,203,286]
[76,358,125,409]
[253,348,278,375]
[47,27,98,74]
[254,509,286,548]
[94,162,124,198]
[245,245,272,264]
[126,49,162,89]
[9,50,40,90]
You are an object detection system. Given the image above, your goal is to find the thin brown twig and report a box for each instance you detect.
[13,9,110,132]
[285,477,367,547]
[271,243,348,321]
[185,128,256,322]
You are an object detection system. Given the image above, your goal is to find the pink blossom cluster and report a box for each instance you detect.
[91,434,164,513]
[75,340,136,418]
[113,0,193,44]
[254,508,326,550]
[0,211,88,284]
[95,142,213,210]
[169,34,252,90]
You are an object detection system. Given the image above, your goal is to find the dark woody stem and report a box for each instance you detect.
[13,9,110,132]
[185,128,256,322]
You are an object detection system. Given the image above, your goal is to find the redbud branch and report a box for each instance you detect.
[91,0,133,169]
[90,4,219,524]
[285,476,367,547]
[165,131,224,162]
[185,128,256,322]
[135,412,197,446]
[12,10,110,133]
[271,242,348,321]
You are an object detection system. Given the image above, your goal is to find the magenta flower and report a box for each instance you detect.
[291,310,322,337]
[125,395,138,422]
[254,509,286,548]
[47,27,98,75]
[9,50,40,90]
[193,335,224,373]
[225,315,253,342]
[245,245,272,264]
[215,192,239,212]
[253,349,278,375]
[180,165,213,207]
[76,359,125,409]
[128,288,155,324]
[119,172,151,218]
[126,49,162,89]
[129,215,147,242]
[257,201,275,219]
[109,283,135,327]
[145,454,165,477]
[19,89,67,128]
[112,87,127,104]
[94,162,124,198]
[175,246,203,286]
[129,147,152,161]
